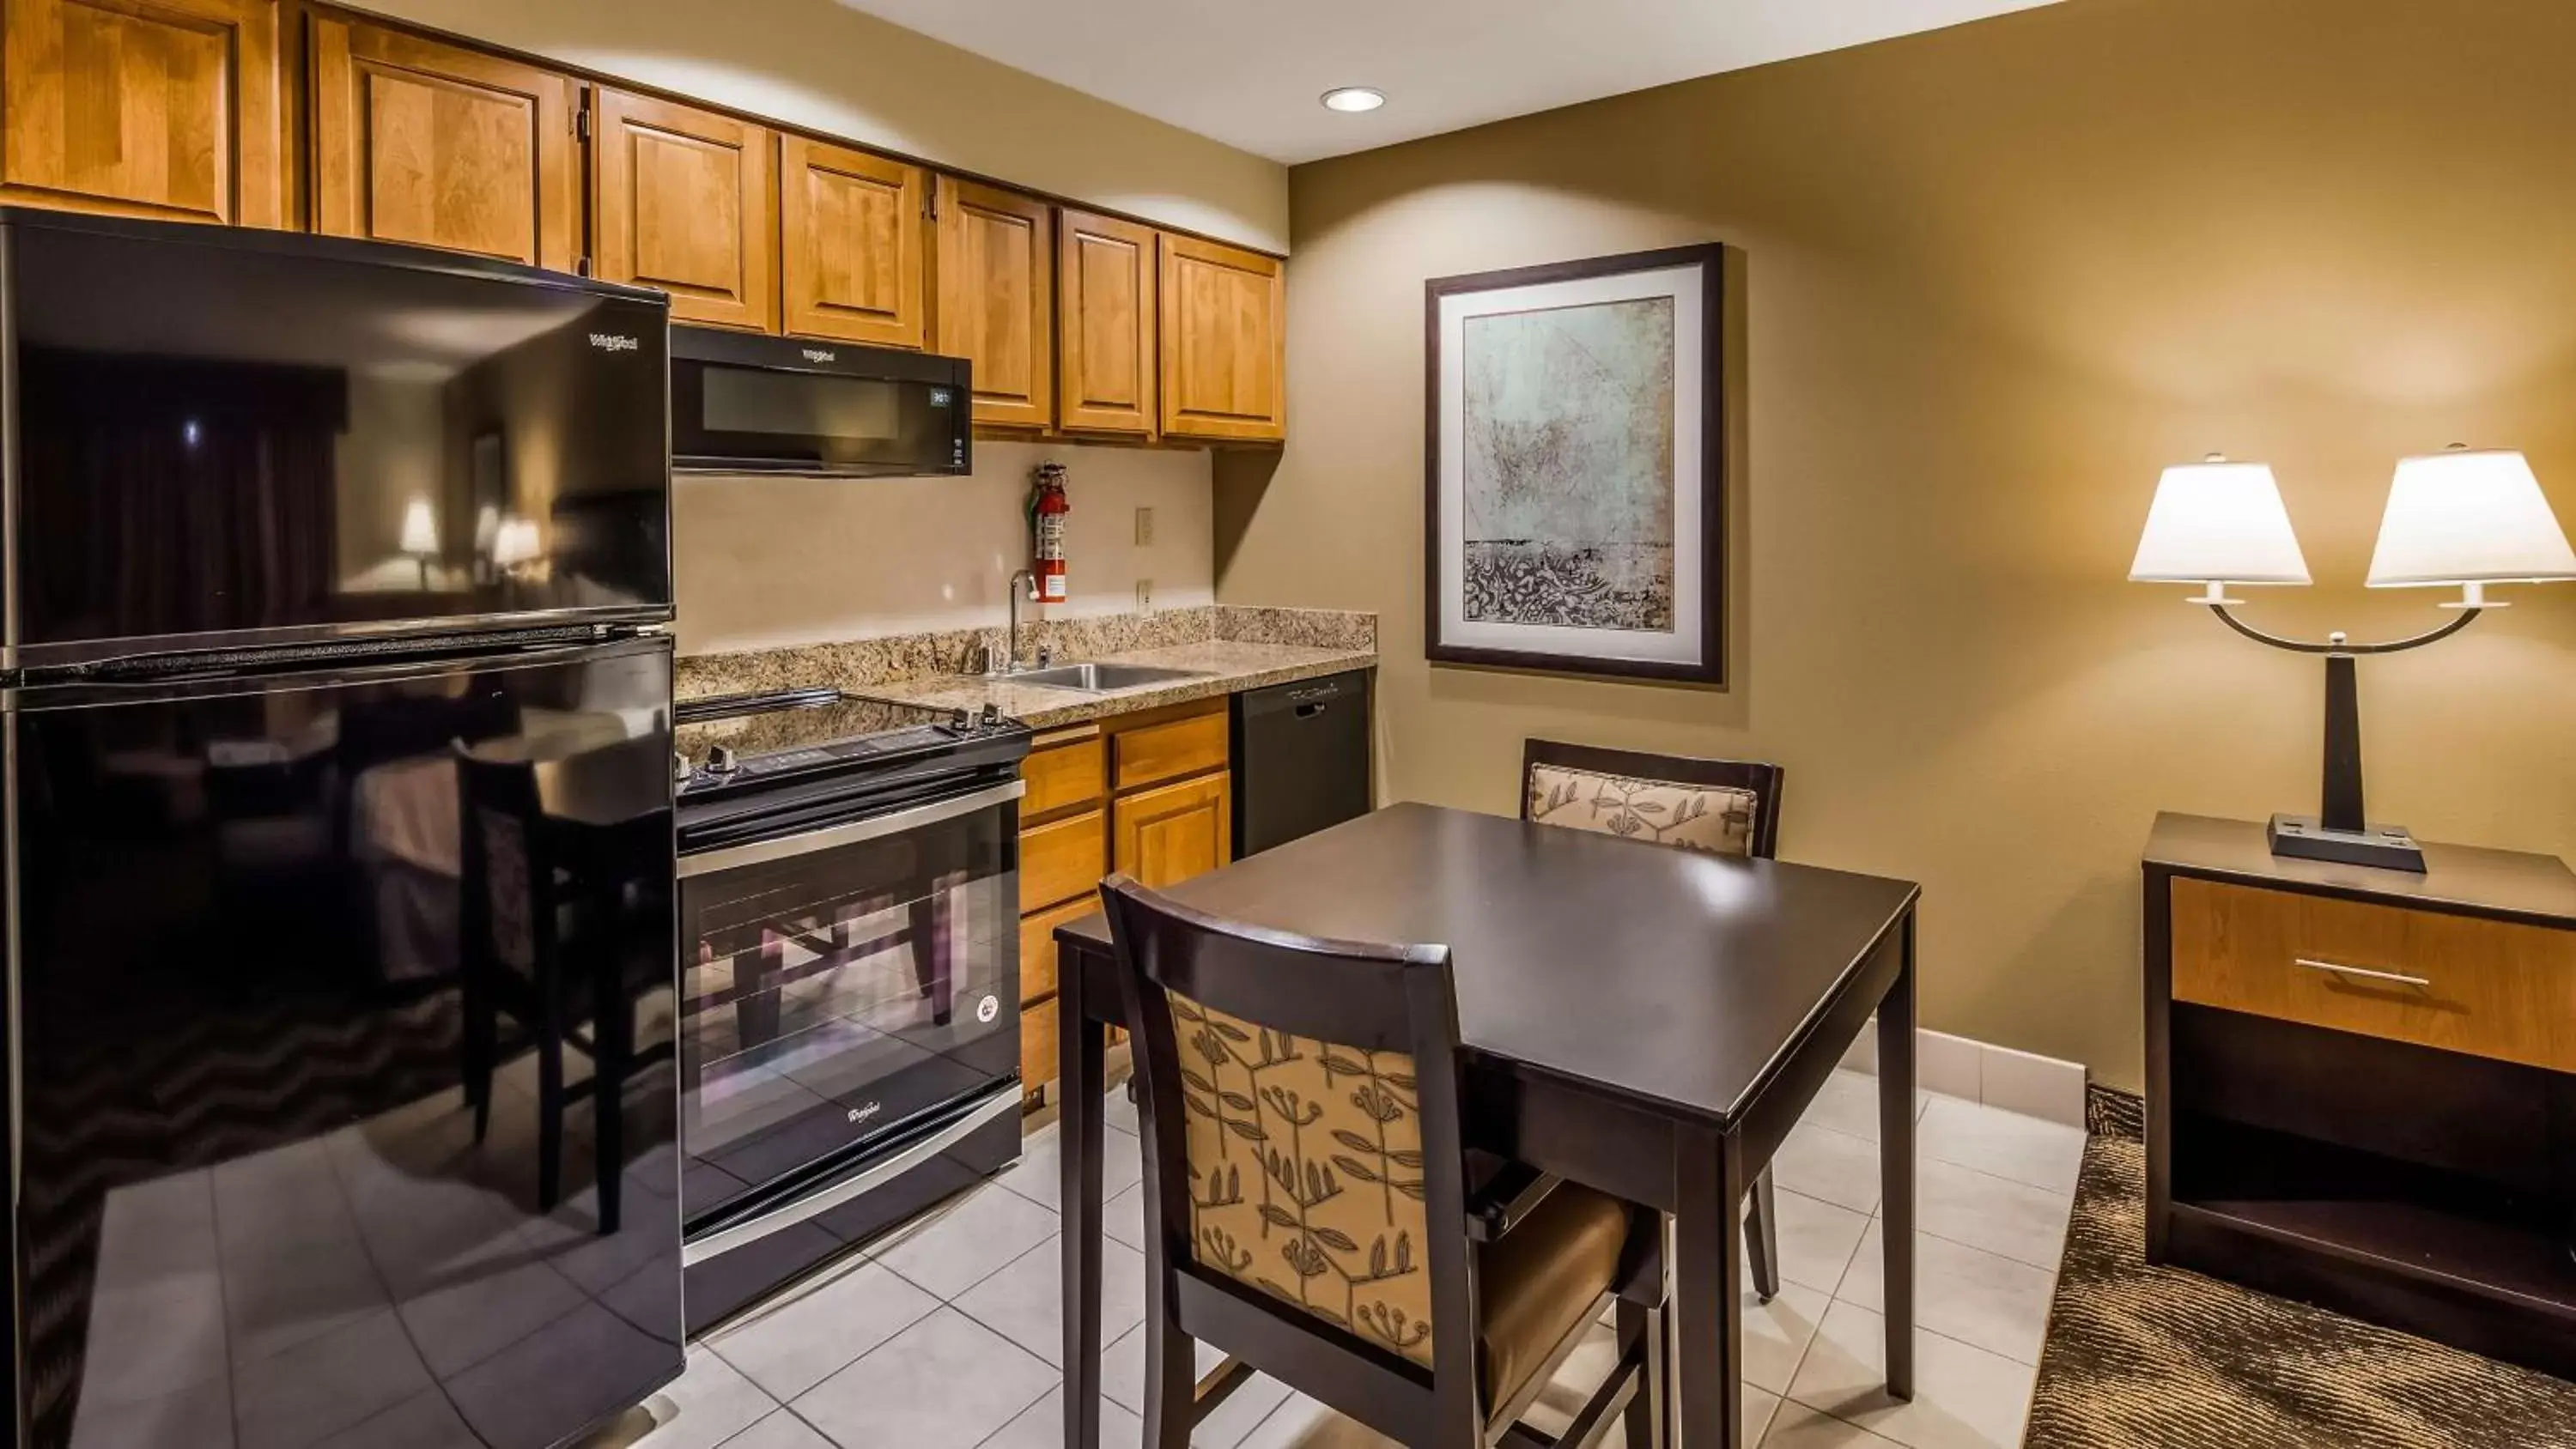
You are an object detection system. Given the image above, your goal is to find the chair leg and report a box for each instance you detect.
[461,966,495,1143]
[1618,1298,1668,1449]
[538,1021,565,1215]
[1745,1165,1780,1305]
[1140,1286,1195,1449]
[595,967,628,1238]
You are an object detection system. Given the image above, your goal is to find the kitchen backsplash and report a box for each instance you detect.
[671,438,1215,655]
[676,604,1376,700]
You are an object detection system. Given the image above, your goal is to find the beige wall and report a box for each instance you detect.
[1218,0,2576,1089]
[349,0,1289,252]
[677,440,1214,654]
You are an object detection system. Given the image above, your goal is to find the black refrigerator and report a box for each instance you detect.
[0,210,683,1449]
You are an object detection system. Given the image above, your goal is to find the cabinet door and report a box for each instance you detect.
[594,88,777,331]
[1112,773,1230,889]
[934,177,1051,427]
[781,134,924,347]
[310,17,577,269]
[1056,207,1157,436]
[1159,233,1285,442]
[1,0,283,226]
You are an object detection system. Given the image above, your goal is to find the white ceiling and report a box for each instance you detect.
[833,0,2068,165]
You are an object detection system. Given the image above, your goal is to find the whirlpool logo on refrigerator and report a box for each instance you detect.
[588,333,641,353]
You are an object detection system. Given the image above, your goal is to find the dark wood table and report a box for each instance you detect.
[1053,803,1921,1449]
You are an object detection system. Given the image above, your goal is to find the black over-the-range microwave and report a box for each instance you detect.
[671,324,973,477]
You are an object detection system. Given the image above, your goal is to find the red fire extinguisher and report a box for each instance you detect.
[1029,463,1071,603]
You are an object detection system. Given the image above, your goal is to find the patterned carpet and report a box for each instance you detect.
[2026,1091,2576,1449]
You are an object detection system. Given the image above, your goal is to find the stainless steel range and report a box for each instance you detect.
[673,688,1030,1333]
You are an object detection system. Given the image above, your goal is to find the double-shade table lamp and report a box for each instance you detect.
[2131,446,2576,872]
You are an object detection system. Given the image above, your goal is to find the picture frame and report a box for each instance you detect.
[1423,243,1727,685]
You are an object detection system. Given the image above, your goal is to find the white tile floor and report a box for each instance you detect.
[636,1070,2083,1449]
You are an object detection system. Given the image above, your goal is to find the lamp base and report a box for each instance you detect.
[2267,813,2427,873]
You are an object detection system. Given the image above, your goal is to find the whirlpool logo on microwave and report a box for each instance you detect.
[587,332,641,353]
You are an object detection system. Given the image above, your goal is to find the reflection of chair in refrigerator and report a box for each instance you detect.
[206,737,341,978]
[908,882,955,1027]
[455,746,671,1234]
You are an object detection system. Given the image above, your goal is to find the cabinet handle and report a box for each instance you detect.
[2293,957,2432,989]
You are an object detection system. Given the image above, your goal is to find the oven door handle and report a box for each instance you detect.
[678,779,1024,877]
[681,1088,1024,1266]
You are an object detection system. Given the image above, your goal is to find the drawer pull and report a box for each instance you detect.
[2293,957,2431,989]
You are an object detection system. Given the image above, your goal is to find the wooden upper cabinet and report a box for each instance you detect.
[1159,233,1285,442]
[593,89,776,331]
[781,134,924,347]
[1,0,284,227]
[309,16,576,268]
[934,177,1051,427]
[1056,207,1157,436]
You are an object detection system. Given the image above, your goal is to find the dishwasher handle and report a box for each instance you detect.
[1244,673,1357,718]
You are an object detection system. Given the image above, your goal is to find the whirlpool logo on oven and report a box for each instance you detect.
[587,332,641,353]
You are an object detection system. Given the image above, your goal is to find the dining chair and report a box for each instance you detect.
[1520,738,1789,1304]
[456,744,665,1234]
[1102,873,1670,1449]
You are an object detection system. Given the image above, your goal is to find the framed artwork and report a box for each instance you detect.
[1424,243,1726,684]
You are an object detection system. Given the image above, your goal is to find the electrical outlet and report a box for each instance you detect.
[1136,579,1154,612]
[1133,506,1155,546]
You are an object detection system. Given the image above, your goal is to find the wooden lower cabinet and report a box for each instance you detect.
[1016,698,1231,1106]
[1021,996,1060,1106]
[1019,895,1090,1007]
[1019,807,1106,916]
[1111,773,1230,888]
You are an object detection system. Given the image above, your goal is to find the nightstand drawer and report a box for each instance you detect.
[2170,877,2576,1072]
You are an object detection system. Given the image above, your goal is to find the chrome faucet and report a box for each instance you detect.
[1004,569,1037,674]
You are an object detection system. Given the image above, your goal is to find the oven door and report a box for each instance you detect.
[675,779,1020,1232]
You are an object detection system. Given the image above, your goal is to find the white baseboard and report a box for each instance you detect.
[1837,1021,2088,1129]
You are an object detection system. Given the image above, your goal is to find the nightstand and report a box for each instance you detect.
[2143,812,2576,1378]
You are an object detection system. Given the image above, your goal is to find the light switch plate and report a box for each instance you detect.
[1133,506,1155,546]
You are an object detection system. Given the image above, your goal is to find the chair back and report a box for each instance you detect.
[456,744,556,976]
[1521,738,1784,859]
[1100,873,1478,1394]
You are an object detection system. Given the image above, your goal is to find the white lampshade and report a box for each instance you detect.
[493,517,542,568]
[398,498,440,556]
[2129,459,2312,586]
[2366,449,2576,587]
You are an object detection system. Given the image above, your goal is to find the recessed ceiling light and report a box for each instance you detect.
[1320,87,1386,114]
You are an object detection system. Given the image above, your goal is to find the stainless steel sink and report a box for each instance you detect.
[1004,662,1208,692]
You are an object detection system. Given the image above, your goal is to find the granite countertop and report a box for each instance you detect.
[854,638,1377,729]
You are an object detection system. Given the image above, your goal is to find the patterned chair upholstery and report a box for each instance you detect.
[1525,762,1760,858]
[1522,738,1789,1306]
[1169,989,1631,1404]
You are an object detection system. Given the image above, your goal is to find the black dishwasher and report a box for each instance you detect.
[1232,669,1375,857]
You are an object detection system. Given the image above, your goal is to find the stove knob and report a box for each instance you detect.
[949,708,972,731]
[979,703,1002,731]
[708,745,740,776]
[673,751,692,785]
